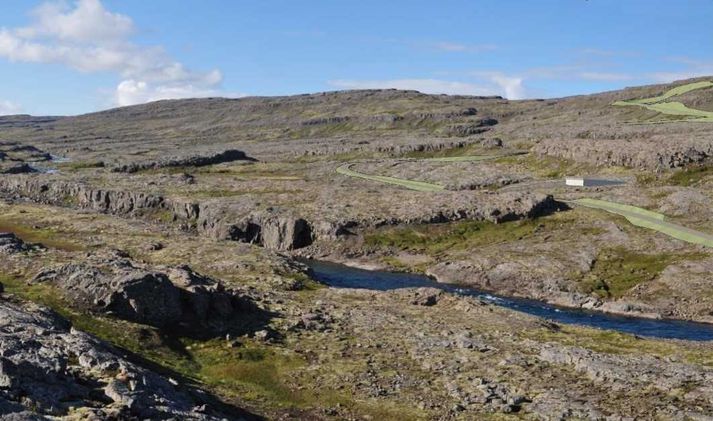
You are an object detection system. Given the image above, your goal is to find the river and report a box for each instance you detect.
[306,259,713,341]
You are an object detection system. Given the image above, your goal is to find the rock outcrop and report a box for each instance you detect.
[0,233,30,254]
[0,176,314,251]
[444,118,499,137]
[534,137,713,170]
[112,149,256,173]
[0,300,241,420]
[0,163,37,174]
[32,254,248,331]
[538,343,713,392]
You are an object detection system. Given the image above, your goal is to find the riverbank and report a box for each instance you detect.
[304,258,713,340]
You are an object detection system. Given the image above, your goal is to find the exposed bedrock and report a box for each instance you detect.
[0,233,31,254]
[197,209,315,251]
[534,138,713,169]
[111,149,256,173]
[538,343,713,393]
[0,300,241,420]
[0,163,38,174]
[199,192,559,248]
[444,117,498,137]
[0,176,558,252]
[297,136,491,158]
[31,253,248,332]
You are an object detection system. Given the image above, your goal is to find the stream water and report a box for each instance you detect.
[306,260,713,341]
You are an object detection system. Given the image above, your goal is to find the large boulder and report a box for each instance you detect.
[112,149,255,173]
[0,300,240,419]
[261,215,314,250]
[0,233,29,254]
[32,253,247,331]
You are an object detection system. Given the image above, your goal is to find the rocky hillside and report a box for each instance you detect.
[2,78,712,170]
[3,77,713,420]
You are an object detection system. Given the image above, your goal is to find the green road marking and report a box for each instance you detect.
[573,198,713,247]
[613,81,713,122]
[575,198,665,220]
[336,164,445,192]
[624,81,713,105]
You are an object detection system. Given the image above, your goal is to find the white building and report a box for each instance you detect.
[565,177,625,187]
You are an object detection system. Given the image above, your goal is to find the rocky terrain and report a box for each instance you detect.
[1,77,713,419]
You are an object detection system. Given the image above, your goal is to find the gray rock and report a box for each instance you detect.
[31,255,246,331]
[112,149,255,173]
[0,300,235,419]
[0,164,37,175]
[0,233,29,254]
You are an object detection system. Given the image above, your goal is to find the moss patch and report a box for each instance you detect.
[667,165,713,187]
[495,153,592,179]
[578,247,704,298]
[365,219,531,254]
[0,219,84,251]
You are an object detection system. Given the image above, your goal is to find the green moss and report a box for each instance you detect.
[578,247,704,298]
[58,160,105,171]
[667,165,713,187]
[613,81,713,123]
[145,209,176,224]
[195,343,306,406]
[0,219,84,251]
[1,274,199,375]
[367,218,551,255]
[1,272,425,418]
[495,153,588,179]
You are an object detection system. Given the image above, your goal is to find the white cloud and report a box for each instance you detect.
[488,74,525,99]
[17,0,133,42]
[0,0,229,107]
[469,71,526,99]
[329,74,527,100]
[0,100,22,116]
[115,79,228,106]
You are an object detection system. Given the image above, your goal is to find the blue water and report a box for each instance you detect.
[306,260,713,341]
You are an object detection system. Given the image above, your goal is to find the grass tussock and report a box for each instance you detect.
[667,165,713,187]
[0,219,84,251]
[365,213,601,256]
[578,247,706,298]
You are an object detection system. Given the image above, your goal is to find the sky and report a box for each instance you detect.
[0,0,711,116]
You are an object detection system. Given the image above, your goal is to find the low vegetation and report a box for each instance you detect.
[0,218,84,251]
[578,247,678,298]
[365,215,578,255]
[1,270,419,419]
[667,165,713,186]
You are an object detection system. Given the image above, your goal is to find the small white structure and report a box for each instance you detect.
[565,177,625,187]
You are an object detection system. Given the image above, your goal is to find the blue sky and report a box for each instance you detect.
[0,0,711,115]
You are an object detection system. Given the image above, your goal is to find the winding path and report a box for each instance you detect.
[571,198,713,248]
[613,80,713,122]
[336,164,444,192]
[335,154,510,192]
[336,154,713,248]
